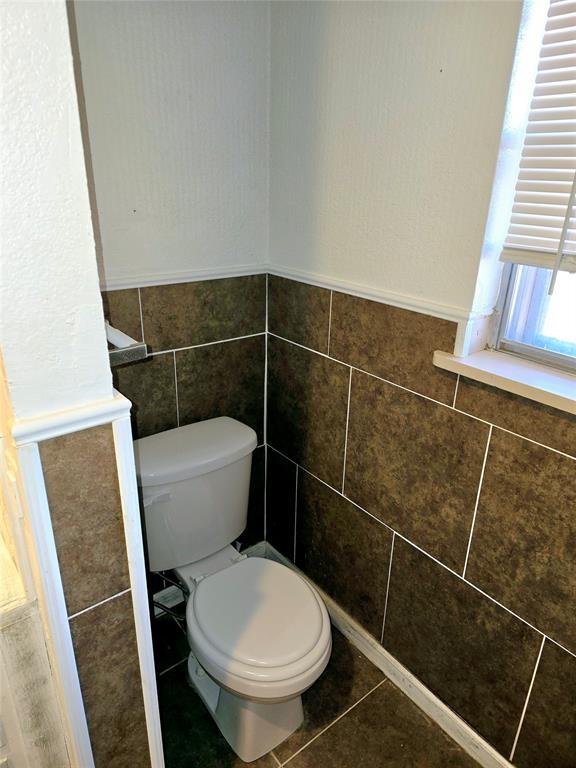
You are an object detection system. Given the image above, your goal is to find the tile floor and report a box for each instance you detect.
[154,612,479,767]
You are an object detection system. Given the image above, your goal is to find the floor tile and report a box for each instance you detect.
[158,665,278,768]
[286,679,479,768]
[274,630,384,762]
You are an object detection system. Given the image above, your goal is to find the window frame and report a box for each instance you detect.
[493,263,576,375]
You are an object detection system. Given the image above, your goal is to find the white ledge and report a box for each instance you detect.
[434,349,576,416]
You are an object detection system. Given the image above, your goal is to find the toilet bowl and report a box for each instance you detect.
[134,417,332,762]
[176,551,331,761]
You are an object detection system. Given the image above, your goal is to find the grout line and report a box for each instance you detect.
[270,751,282,767]
[452,374,460,408]
[68,588,131,621]
[509,635,546,762]
[267,332,576,462]
[158,657,188,677]
[380,532,395,645]
[263,444,268,541]
[293,465,299,562]
[282,680,386,765]
[462,424,492,578]
[173,351,180,427]
[341,368,353,494]
[148,332,266,356]
[265,443,576,661]
[327,290,333,356]
[137,287,145,343]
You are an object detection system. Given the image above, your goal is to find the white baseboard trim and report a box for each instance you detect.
[101,263,267,291]
[257,543,512,768]
[12,390,131,446]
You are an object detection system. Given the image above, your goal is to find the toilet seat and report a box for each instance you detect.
[186,558,332,700]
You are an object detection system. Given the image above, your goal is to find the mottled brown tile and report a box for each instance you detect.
[456,377,576,458]
[288,679,479,768]
[330,292,458,403]
[275,629,384,762]
[345,371,489,571]
[267,335,349,487]
[40,425,130,616]
[268,275,331,353]
[70,592,151,768]
[158,664,277,768]
[266,447,297,561]
[140,275,265,352]
[113,353,178,439]
[101,289,142,342]
[240,445,265,549]
[466,430,576,654]
[514,640,576,768]
[296,471,393,638]
[176,335,265,443]
[383,538,542,756]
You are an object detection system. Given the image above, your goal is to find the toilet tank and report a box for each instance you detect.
[133,417,257,572]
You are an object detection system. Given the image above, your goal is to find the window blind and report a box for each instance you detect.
[500,0,576,279]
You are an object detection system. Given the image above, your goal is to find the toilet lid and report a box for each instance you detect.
[191,558,325,668]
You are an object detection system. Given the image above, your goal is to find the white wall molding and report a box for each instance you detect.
[112,417,165,768]
[17,443,95,768]
[12,391,131,446]
[101,263,267,292]
[259,543,514,768]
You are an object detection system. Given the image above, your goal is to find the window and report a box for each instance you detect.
[496,0,576,372]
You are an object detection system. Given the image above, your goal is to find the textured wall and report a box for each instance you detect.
[0,1,111,420]
[266,275,576,766]
[74,1,270,289]
[270,2,521,318]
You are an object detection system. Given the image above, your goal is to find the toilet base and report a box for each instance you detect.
[187,653,304,763]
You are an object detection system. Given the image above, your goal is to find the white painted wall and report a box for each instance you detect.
[269,1,522,319]
[73,1,270,290]
[0,1,112,422]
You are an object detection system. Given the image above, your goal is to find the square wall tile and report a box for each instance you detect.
[240,445,265,549]
[329,292,458,404]
[267,335,349,488]
[383,538,542,756]
[456,377,576,458]
[101,289,142,342]
[140,275,265,352]
[345,371,490,571]
[176,335,265,443]
[513,640,576,768]
[70,592,151,768]
[114,353,178,439]
[40,425,130,616]
[466,429,576,654]
[296,471,393,638]
[266,447,297,561]
[268,275,331,353]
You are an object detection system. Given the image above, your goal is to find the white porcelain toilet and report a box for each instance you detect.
[133,416,332,763]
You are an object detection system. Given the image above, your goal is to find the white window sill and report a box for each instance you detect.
[433,349,576,416]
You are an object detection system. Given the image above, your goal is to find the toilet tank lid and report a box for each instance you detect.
[133,417,257,487]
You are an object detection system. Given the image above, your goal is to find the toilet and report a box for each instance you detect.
[133,416,332,763]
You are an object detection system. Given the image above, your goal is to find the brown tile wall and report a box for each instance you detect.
[265,276,576,766]
[102,274,267,545]
[40,425,151,768]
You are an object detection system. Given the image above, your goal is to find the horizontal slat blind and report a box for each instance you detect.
[501,0,576,273]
